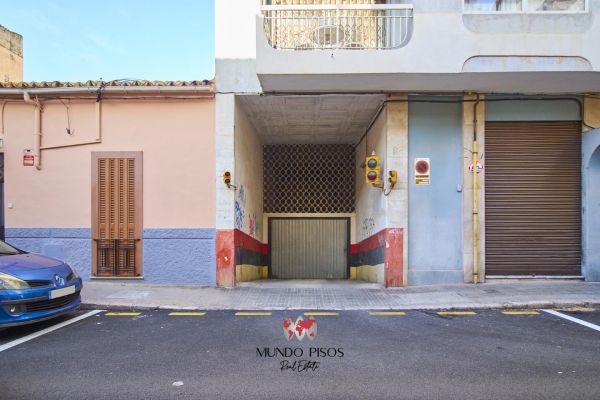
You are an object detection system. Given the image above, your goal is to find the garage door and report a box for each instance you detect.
[485,121,581,276]
[270,218,348,279]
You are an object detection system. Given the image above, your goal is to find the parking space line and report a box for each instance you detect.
[235,312,272,316]
[502,311,540,315]
[543,310,600,332]
[0,310,104,353]
[304,312,338,316]
[369,311,406,316]
[168,312,206,316]
[104,312,141,316]
[437,311,476,316]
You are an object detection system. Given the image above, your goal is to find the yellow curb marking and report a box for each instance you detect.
[437,311,476,316]
[169,312,206,316]
[502,311,540,315]
[370,311,406,316]
[235,312,272,316]
[105,312,141,316]
[304,312,338,316]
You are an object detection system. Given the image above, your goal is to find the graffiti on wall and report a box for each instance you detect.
[234,184,261,239]
[362,217,375,238]
[234,201,245,230]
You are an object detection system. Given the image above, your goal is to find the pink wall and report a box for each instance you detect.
[3,99,215,228]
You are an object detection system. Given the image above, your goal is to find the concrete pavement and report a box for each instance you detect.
[81,280,600,310]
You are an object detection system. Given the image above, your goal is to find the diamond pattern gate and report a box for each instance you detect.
[263,144,355,213]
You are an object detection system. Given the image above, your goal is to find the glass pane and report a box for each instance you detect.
[464,0,523,11]
[527,0,585,11]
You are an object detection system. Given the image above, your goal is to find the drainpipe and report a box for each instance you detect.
[472,95,481,284]
[23,91,42,170]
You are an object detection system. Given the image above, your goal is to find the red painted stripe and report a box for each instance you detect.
[261,244,269,256]
[234,229,264,255]
[216,230,235,288]
[353,229,388,254]
[384,228,404,288]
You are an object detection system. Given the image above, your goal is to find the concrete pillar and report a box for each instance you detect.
[215,93,236,287]
[385,97,409,286]
[583,97,600,281]
[462,95,485,283]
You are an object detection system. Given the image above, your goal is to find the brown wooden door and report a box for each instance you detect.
[485,121,581,276]
[92,152,143,277]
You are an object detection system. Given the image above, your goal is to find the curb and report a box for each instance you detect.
[81,301,600,312]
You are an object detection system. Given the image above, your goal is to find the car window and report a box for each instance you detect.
[0,240,22,255]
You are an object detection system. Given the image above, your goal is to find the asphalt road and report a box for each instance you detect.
[1,308,599,400]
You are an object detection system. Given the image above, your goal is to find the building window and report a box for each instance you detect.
[464,0,586,12]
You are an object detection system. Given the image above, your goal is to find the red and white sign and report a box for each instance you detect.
[23,149,35,167]
[468,161,484,174]
[415,158,430,185]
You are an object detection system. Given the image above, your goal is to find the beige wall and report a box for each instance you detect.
[3,99,215,228]
[234,99,264,239]
[0,26,23,83]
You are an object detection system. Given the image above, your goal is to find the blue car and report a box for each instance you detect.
[0,240,82,327]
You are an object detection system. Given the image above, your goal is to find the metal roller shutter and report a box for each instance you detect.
[270,218,348,279]
[485,121,581,276]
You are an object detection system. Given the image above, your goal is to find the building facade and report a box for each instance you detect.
[0,25,22,83]
[1,0,600,288]
[215,0,600,287]
[0,81,216,285]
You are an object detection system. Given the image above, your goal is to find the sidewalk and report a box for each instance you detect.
[81,280,600,310]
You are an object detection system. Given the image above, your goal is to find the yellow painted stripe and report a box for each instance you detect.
[304,312,338,316]
[370,311,406,316]
[502,311,540,315]
[105,312,141,316]
[168,312,206,316]
[437,311,476,316]
[235,312,272,316]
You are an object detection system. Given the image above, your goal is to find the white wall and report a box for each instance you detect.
[355,108,387,242]
[216,0,260,60]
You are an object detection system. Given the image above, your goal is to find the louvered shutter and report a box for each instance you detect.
[92,152,142,277]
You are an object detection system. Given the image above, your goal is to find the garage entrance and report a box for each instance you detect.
[269,218,349,279]
[485,121,582,276]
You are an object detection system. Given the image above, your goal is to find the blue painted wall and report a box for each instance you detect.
[583,129,600,281]
[408,100,463,285]
[4,228,216,286]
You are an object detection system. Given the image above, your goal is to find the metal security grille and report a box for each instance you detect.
[485,121,581,276]
[92,152,142,277]
[264,144,355,213]
[270,218,348,279]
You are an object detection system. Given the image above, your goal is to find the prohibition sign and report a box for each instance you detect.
[415,159,430,175]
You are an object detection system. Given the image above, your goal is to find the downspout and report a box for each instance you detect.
[472,95,481,284]
[23,92,42,170]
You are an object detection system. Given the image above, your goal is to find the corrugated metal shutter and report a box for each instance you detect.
[485,121,581,276]
[92,153,142,277]
[270,218,348,279]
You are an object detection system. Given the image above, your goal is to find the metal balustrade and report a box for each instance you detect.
[261,4,413,50]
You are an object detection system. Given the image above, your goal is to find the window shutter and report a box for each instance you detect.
[92,152,142,277]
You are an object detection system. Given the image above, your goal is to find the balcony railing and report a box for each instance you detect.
[261,4,413,50]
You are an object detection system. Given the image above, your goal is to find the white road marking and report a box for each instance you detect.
[0,309,104,353]
[543,309,600,333]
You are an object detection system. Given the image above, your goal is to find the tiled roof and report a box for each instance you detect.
[0,80,213,89]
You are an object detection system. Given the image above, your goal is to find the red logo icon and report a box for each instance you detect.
[283,316,317,341]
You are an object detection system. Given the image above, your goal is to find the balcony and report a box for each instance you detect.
[261,4,413,50]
